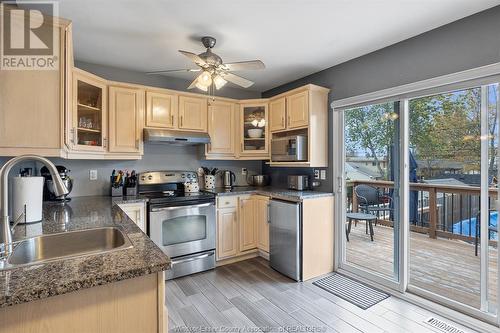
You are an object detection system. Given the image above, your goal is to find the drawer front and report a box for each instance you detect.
[217,196,238,208]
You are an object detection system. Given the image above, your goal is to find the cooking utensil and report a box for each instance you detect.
[246,174,270,187]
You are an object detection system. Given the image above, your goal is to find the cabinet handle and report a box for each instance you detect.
[72,127,77,144]
[287,115,291,126]
[171,115,174,125]
[103,137,107,148]
[267,204,271,223]
[136,139,140,148]
[241,142,244,151]
[281,117,284,127]
[180,115,183,127]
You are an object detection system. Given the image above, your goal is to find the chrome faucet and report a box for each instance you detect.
[0,155,69,256]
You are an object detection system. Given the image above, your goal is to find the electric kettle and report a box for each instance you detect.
[222,170,236,189]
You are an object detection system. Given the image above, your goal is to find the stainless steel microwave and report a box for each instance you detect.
[271,135,308,161]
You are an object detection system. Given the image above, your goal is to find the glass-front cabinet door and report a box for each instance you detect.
[70,69,107,152]
[239,102,269,157]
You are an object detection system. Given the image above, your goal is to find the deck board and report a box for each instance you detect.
[346,222,498,310]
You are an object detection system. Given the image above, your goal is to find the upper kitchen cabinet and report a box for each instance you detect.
[286,90,309,129]
[239,100,269,159]
[178,95,208,132]
[68,69,108,152]
[145,90,177,128]
[0,9,72,157]
[269,97,286,132]
[205,100,236,158]
[269,84,330,167]
[108,85,144,154]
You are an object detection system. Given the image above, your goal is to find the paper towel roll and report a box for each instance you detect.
[11,176,44,223]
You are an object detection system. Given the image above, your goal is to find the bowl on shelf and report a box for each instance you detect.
[247,128,263,138]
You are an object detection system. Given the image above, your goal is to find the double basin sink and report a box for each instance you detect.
[2,227,132,269]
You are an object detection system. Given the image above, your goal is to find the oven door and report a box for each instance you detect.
[149,202,216,258]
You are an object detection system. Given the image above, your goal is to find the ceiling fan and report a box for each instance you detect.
[147,36,265,92]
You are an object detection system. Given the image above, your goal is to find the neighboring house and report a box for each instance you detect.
[345,163,374,180]
[416,159,465,178]
[346,156,387,180]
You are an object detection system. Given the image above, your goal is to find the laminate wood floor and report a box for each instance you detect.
[165,257,477,333]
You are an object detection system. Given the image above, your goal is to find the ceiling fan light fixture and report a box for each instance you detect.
[199,71,212,86]
[195,81,208,91]
[213,75,227,90]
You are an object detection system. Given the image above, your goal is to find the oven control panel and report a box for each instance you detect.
[139,171,198,185]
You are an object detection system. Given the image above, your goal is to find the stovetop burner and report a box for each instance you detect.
[138,170,216,206]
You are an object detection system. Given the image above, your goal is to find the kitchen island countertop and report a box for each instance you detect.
[0,196,170,308]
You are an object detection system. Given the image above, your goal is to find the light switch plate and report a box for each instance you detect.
[241,168,247,175]
[320,170,327,180]
[314,170,320,179]
[89,169,98,181]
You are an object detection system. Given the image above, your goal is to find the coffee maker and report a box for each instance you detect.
[41,165,73,201]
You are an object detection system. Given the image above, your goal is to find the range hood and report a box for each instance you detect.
[143,128,210,145]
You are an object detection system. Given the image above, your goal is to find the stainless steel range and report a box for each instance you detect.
[138,171,216,280]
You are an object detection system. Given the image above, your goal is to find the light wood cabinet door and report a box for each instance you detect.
[108,86,144,153]
[70,70,108,152]
[239,103,269,157]
[255,197,270,252]
[118,202,146,233]
[178,96,208,132]
[269,98,286,132]
[286,91,309,129]
[239,197,258,252]
[207,100,235,155]
[145,91,177,128]
[217,208,238,260]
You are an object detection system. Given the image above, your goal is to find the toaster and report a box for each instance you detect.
[287,175,310,191]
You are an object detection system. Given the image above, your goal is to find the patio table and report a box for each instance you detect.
[346,212,377,242]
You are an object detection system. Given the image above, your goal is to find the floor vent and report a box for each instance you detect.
[312,273,389,309]
[424,317,467,333]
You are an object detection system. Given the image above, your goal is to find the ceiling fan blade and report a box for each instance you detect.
[146,68,201,75]
[179,50,206,66]
[221,72,254,88]
[187,72,203,89]
[222,60,265,71]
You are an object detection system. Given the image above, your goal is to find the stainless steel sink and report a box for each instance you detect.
[6,227,132,267]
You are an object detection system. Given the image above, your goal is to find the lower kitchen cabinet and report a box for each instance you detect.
[117,202,146,233]
[255,196,270,253]
[216,208,239,260]
[216,195,269,262]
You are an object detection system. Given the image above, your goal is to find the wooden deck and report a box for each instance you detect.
[346,222,498,310]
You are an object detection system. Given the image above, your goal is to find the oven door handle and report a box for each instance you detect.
[171,251,215,266]
[150,203,213,212]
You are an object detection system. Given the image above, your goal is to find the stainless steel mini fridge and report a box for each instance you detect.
[269,199,302,281]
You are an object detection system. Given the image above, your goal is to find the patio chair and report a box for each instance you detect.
[354,184,393,226]
[474,210,498,256]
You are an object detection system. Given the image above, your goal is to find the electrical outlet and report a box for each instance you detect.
[89,169,98,181]
[320,170,327,180]
[241,168,247,175]
[314,169,320,179]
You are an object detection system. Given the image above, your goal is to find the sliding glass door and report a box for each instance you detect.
[335,81,500,322]
[340,100,404,288]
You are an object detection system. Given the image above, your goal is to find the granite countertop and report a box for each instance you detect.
[205,186,333,201]
[0,196,170,308]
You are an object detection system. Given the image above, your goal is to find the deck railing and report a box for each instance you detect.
[348,179,498,246]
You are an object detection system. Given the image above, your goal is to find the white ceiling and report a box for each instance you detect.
[53,0,500,92]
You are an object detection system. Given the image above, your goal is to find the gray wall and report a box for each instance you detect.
[0,145,261,197]
[262,5,500,192]
[75,61,261,100]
